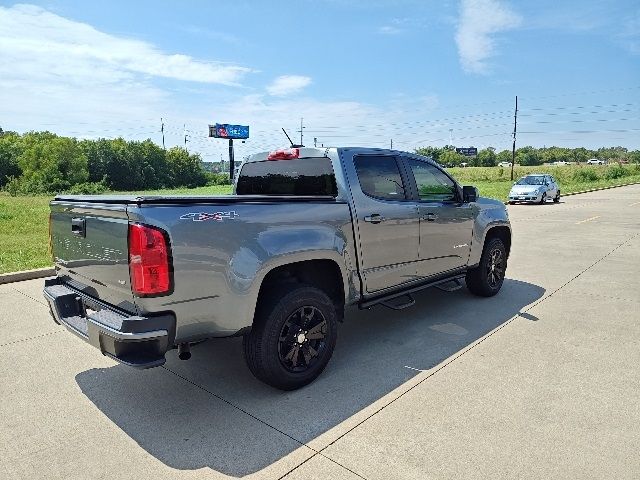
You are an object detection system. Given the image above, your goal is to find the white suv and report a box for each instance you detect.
[586,159,605,165]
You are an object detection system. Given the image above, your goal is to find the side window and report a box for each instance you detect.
[354,155,406,201]
[406,159,457,202]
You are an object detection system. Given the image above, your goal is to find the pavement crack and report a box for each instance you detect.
[0,330,62,347]
[10,287,48,307]
[519,231,639,315]
[160,366,368,480]
[288,231,640,470]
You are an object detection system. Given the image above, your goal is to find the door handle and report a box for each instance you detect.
[71,217,86,237]
[364,214,386,224]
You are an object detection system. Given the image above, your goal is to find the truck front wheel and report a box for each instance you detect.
[243,284,338,390]
[465,237,507,297]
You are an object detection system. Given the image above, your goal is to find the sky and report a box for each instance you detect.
[0,0,639,162]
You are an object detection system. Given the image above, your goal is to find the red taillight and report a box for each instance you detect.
[267,148,300,160]
[128,224,172,296]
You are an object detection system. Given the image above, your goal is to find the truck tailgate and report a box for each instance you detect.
[50,200,136,313]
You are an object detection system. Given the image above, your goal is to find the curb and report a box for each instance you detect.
[561,181,640,197]
[0,268,55,285]
[504,181,640,204]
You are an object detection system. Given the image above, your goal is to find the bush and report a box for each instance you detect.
[5,176,22,196]
[572,168,600,182]
[206,172,230,186]
[66,181,109,195]
[603,164,628,180]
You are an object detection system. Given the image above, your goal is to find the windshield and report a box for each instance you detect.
[516,176,545,186]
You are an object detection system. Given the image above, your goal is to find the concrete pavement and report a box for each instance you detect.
[0,185,638,479]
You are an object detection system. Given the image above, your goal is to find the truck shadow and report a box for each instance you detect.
[76,278,544,477]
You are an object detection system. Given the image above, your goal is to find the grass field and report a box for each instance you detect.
[1,164,639,274]
[449,164,640,201]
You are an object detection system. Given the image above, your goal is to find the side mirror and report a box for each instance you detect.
[462,185,478,203]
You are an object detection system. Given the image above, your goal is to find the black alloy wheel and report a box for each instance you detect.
[243,284,338,390]
[278,306,327,373]
[466,237,507,297]
[486,246,506,290]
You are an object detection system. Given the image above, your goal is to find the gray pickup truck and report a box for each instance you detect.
[44,147,511,390]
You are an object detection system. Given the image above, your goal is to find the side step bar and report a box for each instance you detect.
[380,294,415,311]
[359,271,467,310]
[435,278,464,292]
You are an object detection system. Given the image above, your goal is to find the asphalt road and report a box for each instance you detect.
[1,185,639,480]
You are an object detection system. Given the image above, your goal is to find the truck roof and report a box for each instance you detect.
[245,147,333,163]
[245,146,435,164]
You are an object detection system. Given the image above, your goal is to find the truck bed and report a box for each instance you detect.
[49,195,357,344]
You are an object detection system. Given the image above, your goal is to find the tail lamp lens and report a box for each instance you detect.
[128,224,171,295]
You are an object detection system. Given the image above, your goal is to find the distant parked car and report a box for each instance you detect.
[508,174,560,205]
[497,161,512,167]
[551,161,569,166]
[586,159,606,165]
[460,162,468,168]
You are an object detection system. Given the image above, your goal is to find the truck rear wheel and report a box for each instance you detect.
[465,237,507,297]
[243,284,338,390]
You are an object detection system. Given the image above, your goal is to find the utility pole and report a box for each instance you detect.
[510,95,518,181]
[390,139,393,149]
[314,137,317,147]
[183,124,190,152]
[297,117,305,146]
[229,138,235,181]
[160,118,165,150]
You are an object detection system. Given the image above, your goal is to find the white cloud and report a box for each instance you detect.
[0,4,258,137]
[266,75,312,96]
[455,0,521,74]
[619,10,640,55]
[0,4,252,85]
[378,25,403,35]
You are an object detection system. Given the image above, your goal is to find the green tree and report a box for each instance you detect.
[515,146,542,166]
[415,146,442,163]
[438,149,467,167]
[496,150,512,164]
[477,147,497,167]
[16,133,88,193]
[166,147,207,188]
[0,132,23,187]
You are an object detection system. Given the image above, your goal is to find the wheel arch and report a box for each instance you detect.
[253,258,346,325]
[485,225,511,258]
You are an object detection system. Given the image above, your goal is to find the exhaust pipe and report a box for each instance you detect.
[178,343,191,360]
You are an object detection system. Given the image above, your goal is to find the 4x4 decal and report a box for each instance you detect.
[179,211,239,222]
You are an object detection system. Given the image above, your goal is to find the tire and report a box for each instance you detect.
[466,237,507,297]
[539,192,546,205]
[243,284,338,390]
[508,201,515,205]
[554,191,560,203]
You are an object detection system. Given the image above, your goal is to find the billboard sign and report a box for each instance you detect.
[208,123,249,140]
[456,147,477,157]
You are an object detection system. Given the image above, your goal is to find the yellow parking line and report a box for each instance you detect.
[629,201,640,207]
[575,216,600,225]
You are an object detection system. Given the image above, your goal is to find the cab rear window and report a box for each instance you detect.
[236,158,338,196]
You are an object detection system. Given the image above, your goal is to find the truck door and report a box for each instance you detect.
[350,154,420,293]
[402,158,475,279]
